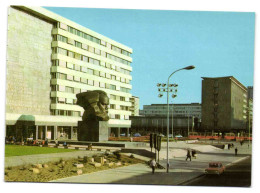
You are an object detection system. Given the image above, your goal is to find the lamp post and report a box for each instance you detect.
[157,65,195,173]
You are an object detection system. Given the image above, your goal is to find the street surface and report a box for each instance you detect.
[182,156,251,187]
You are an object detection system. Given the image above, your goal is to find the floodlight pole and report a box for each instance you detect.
[166,65,195,173]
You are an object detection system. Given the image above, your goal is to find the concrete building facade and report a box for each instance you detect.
[6,6,133,141]
[201,76,248,134]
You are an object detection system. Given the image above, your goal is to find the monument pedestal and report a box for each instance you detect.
[77,121,108,142]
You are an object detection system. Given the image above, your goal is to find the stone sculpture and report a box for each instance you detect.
[76,90,110,141]
[76,90,110,122]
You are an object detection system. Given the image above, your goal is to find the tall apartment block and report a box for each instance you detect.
[6,6,133,141]
[201,76,248,134]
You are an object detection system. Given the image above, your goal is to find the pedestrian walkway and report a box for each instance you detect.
[51,141,251,185]
[51,163,204,185]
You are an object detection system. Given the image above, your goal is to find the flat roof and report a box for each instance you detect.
[12,6,133,53]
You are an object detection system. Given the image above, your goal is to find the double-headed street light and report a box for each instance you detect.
[157,65,195,173]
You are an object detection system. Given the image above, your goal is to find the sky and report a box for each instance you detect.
[43,8,255,109]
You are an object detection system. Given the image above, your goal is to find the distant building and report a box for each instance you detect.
[140,103,201,119]
[201,76,248,134]
[129,115,196,137]
[129,96,140,116]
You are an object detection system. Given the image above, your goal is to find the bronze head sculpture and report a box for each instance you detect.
[76,90,109,122]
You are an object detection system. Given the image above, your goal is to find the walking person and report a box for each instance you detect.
[186,149,192,161]
[235,147,238,156]
[150,159,156,174]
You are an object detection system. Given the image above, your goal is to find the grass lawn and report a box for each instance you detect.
[5,145,77,157]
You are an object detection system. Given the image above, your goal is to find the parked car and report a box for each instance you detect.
[205,162,225,175]
[133,133,141,137]
[175,135,183,138]
[120,133,130,137]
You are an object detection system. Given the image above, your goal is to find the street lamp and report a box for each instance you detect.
[157,65,195,173]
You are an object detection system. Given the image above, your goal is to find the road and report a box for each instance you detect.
[181,156,251,187]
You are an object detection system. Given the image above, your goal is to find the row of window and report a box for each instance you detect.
[52,97,130,111]
[110,114,129,120]
[51,109,81,117]
[53,47,131,76]
[52,60,130,84]
[50,108,129,120]
[51,81,130,94]
[54,34,131,66]
[58,22,131,57]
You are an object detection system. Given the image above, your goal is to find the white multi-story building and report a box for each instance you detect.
[6,6,133,140]
[140,103,201,119]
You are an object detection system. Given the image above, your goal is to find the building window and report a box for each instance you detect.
[120,97,125,101]
[105,83,110,89]
[67,38,75,45]
[110,95,116,100]
[94,70,99,76]
[57,35,67,43]
[75,41,82,48]
[58,85,65,92]
[74,64,81,71]
[81,66,88,73]
[95,48,101,55]
[88,79,94,86]
[74,76,80,82]
[101,40,106,46]
[75,53,81,60]
[67,75,73,81]
[59,22,68,31]
[110,85,116,90]
[100,72,105,77]
[89,46,94,53]
[82,55,88,62]
[81,78,88,84]
[94,81,99,87]
[68,51,74,58]
[74,88,81,94]
[67,62,74,69]
[66,98,73,104]
[88,69,94,75]
[57,47,67,56]
[100,82,105,88]
[66,86,74,93]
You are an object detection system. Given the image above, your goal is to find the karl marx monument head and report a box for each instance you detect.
[76,90,109,122]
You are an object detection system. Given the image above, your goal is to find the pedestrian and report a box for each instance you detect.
[150,159,156,174]
[88,143,93,151]
[228,144,230,149]
[191,149,197,159]
[186,149,192,161]
[235,147,238,156]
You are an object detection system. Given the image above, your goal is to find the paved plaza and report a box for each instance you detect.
[49,141,251,185]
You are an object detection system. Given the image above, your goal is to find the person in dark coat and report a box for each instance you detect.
[235,147,238,156]
[186,149,192,161]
